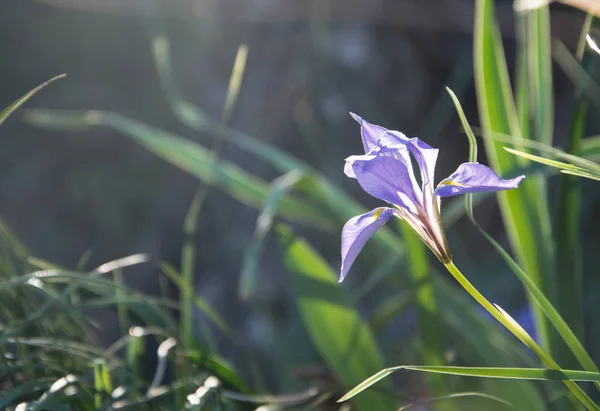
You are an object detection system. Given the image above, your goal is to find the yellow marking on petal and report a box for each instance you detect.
[439,180,467,187]
[372,208,385,221]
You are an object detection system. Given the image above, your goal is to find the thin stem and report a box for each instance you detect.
[444,260,599,411]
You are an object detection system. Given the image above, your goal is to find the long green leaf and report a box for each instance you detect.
[340,365,600,403]
[277,224,395,411]
[504,147,593,173]
[475,0,557,357]
[339,365,600,407]
[554,16,594,365]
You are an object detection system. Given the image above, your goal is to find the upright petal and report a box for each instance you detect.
[345,145,421,213]
[435,162,525,197]
[350,113,408,152]
[340,207,397,282]
[405,138,439,188]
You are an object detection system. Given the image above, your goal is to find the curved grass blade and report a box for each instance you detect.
[0,74,66,127]
[446,87,478,217]
[560,168,600,181]
[474,0,557,356]
[505,147,600,180]
[339,366,600,404]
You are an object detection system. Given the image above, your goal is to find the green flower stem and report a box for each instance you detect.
[444,260,599,411]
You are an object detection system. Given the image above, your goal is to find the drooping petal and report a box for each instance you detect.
[350,112,408,153]
[345,145,421,213]
[340,207,397,282]
[435,162,525,197]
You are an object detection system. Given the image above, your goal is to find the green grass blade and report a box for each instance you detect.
[446,87,478,217]
[526,6,553,145]
[0,74,66,127]
[474,0,556,356]
[504,147,591,173]
[222,44,248,124]
[277,224,395,411]
[560,168,600,181]
[179,189,207,356]
[553,17,594,363]
[340,366,600,404]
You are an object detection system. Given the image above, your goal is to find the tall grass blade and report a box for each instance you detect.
[554,17,595,360]
[474,0,557,358]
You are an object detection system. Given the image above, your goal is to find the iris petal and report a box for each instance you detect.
[405,138,439,188]
[435,162,525,197]
[350,112,409,153]
[340,207,397,282]
[345,145,421,213]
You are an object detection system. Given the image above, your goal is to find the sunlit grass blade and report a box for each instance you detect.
[472,126,600,172]
[180,189,206,354]
[560,168,600,181]
[222,44,248,124]
[505,147,600,180]
[0,74,66,127]
[504,147,589,172]
[526,6,553,145]
[340,365,600,404]
[277,224,395,411]
[475,0,557,358]
[446,87,478,217]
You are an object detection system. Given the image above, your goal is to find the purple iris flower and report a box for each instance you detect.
[340,114,525,282]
